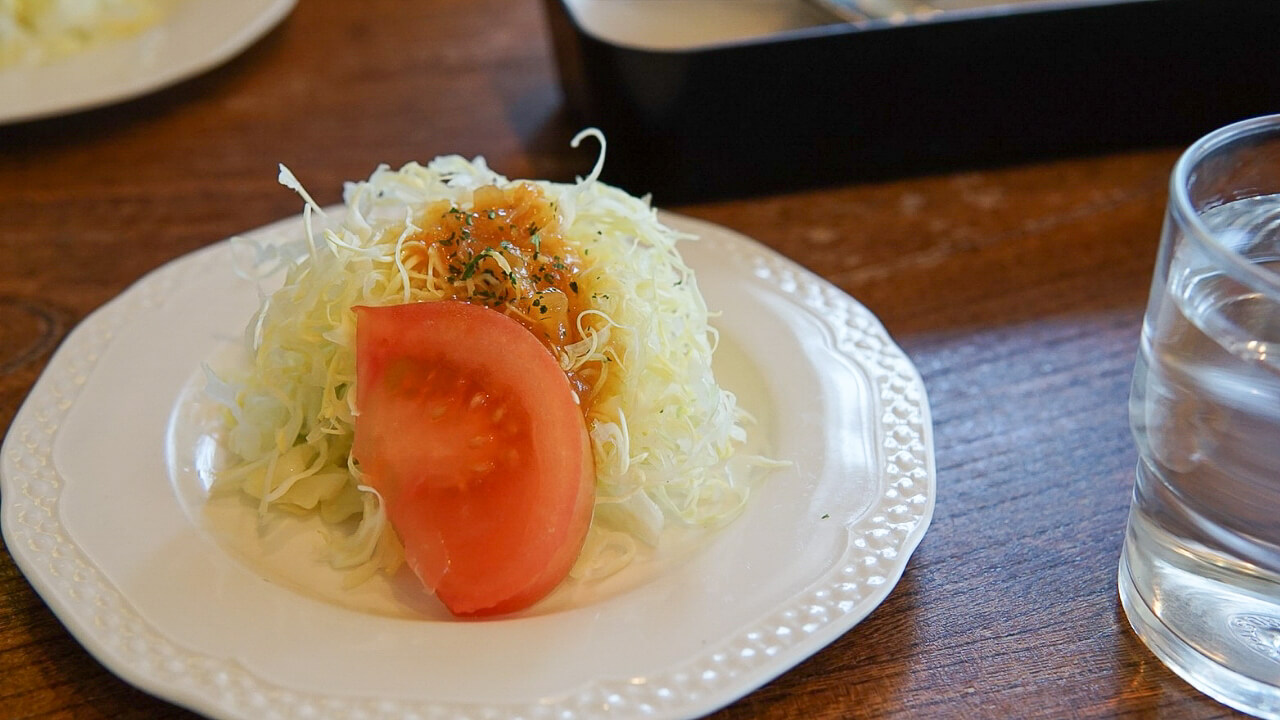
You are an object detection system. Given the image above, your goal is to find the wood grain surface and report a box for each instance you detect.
[0,1,1258,718]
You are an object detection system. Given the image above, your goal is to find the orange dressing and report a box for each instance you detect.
[399,183,601,403]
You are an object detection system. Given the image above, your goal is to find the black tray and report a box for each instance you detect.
[544,0,1280,200]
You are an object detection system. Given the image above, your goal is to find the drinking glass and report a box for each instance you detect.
[1120,114,1280,718]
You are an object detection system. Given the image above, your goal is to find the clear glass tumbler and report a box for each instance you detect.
[1120,114,1280,718]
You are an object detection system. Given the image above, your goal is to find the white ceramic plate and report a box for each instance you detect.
[0,0,296,125]
[1,210,935,719]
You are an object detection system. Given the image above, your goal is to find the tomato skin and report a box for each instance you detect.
[352,300,595,616]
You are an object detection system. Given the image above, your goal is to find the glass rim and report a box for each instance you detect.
[1170,113,1280,297]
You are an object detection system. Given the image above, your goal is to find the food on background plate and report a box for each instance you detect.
[206,130,776,616]
[0,0,173,68]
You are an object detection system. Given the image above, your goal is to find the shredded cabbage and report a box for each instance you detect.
[212,132,772,582]
[0,0,173,67]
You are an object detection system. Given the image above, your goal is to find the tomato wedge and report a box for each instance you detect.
[352,300,595,616]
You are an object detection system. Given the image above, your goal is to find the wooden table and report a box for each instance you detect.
[0,1,1253,718]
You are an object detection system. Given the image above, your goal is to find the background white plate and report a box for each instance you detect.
[0,0,296,125]
[1,210,935,719]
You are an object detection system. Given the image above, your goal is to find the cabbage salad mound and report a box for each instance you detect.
[208,131,775,615]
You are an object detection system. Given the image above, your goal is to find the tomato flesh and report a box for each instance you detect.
[353,300,595,616]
